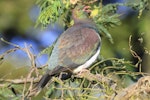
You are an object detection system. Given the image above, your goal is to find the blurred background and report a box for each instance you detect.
[0,0,150,80]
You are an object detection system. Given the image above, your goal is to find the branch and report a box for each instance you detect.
[114,76,150,100]
[75,69,117,90]
[0,77,41,85]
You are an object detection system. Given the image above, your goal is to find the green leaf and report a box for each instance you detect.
[97,24,114,43]
[39,44,54,57]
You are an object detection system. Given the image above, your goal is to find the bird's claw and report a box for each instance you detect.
[77,68,90,77]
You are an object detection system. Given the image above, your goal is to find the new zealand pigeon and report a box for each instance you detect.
[30,6,101,96]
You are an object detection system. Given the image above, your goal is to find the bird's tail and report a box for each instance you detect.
[28,74,52,97]
[36,74,52,89]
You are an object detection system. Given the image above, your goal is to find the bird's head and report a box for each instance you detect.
[72,5,92,24]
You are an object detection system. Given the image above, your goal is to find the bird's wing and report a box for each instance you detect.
[57,26,101,69]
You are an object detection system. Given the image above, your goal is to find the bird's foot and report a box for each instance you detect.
[79,68,89,74]
[76,69,90,78]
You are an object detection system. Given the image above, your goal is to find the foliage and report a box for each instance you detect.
[35,0,70,28]
[36,0,149,43]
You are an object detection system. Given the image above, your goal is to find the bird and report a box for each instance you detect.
[29,5,101,96]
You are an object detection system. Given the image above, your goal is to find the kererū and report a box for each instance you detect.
[30,6,101,96]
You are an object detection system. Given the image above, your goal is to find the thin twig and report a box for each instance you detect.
[129,35,142,71]
[0,78,40,84]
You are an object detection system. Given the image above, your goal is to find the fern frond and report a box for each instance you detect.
[35,0,70,28]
